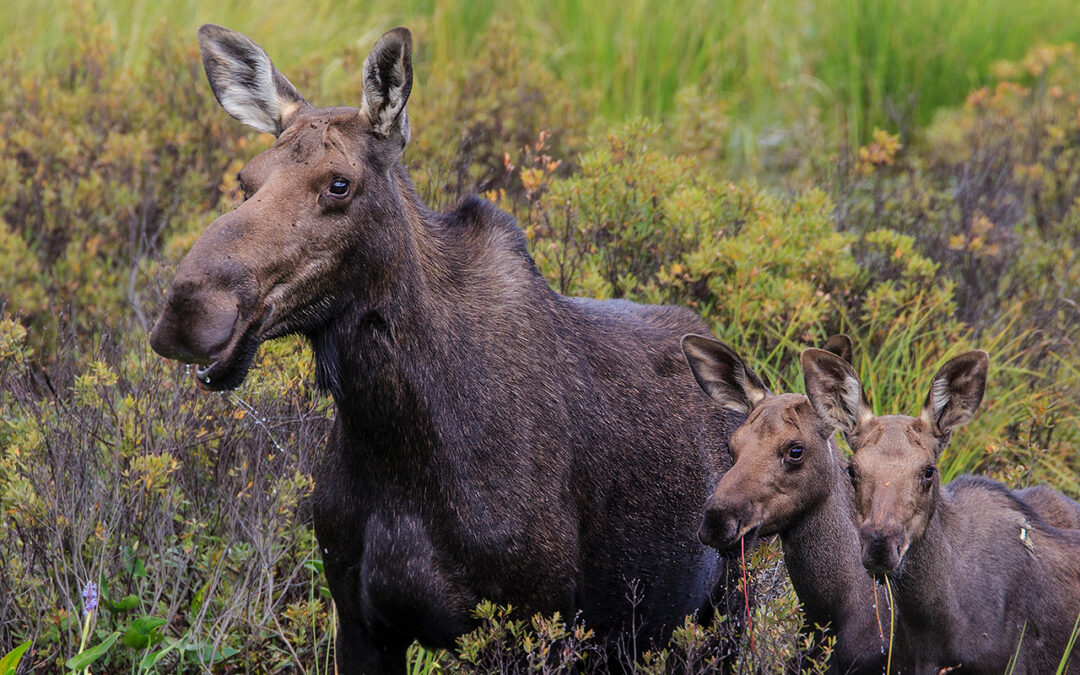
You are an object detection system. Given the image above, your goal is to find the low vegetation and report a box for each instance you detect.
[1,7,1077,673]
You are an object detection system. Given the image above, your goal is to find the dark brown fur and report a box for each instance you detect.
[150,25,740,672]
[684,335,886,673]
[803,349,1080,674]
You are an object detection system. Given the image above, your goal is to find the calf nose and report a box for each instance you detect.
[698,501,748,551]
[859,523,906,574]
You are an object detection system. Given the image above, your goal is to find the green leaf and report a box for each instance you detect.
[129,617,167,634]
[0,641,31,675]
[140,638,180,669]
[122,617,166,649]
[107,595,139,613]
[194,645,239,664]
[65,631,120,670]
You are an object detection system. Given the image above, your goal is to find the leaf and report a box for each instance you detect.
[107,595,139,613]
[122,617,166,649]
[0,641,31,675]
[65,631,121,670]
[123,629,150,650]
[198,645,239,664]
[129,617,167,633]
[140,638,180,669]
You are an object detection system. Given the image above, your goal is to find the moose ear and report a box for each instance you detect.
[821,334,855,365]
[681,335,770,415]
[198,24,308,136]
[361,27,413,143]
[801,348,872,433]
[920,351,989,439]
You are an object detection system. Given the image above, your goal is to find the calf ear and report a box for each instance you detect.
[920,351,989,439]
[361,27,413,143]
[198,24,308,136]
[681,335,770,414]
[821,334,855,365]
[802,348,872,433]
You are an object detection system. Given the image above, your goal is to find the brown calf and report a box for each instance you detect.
[802,348,1080,674]
[683,334,886,673]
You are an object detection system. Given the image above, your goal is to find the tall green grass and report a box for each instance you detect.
[5,0,1080,164]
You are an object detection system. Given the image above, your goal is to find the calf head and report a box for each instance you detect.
[683,335,853,550]
[802,348,989,576]
[150,25,415,389]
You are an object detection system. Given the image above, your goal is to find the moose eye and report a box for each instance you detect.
[922,466,936,481]
[846,465,856,480]
[785,445,804,466]
[328,178,350,196]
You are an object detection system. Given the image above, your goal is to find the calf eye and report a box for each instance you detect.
[846,465,856,480]
[329,178,350,196]
[922,466,936,481]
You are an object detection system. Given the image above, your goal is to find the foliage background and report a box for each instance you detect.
[1,0,1078,671]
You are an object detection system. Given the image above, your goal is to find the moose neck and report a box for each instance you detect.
[781,453,874,628]
[891,497,954,626]
[309,168,549,455]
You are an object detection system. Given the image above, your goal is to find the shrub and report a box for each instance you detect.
[835,43,1080,340]
[0,317,333,671]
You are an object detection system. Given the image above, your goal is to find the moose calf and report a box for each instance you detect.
[683,334,887,673]
[802,348,1080,674]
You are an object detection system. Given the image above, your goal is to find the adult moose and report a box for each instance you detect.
[150,25,740,671]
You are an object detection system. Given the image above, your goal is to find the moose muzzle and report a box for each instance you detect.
[150,236,262,390]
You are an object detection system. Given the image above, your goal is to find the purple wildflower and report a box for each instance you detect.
[81,581,98,616]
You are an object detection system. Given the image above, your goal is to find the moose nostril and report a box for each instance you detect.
[150,293,240,364]
[699,511,727,547]
[698,506,743,550]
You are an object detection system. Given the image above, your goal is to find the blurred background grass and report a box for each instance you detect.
[1,0,1079,671]
[6,0,1080,165]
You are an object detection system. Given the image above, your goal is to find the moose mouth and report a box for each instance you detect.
[193,312,268,391]
[699,516,760,551]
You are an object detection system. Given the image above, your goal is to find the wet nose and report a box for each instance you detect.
[150,264,247,364]
[698,499,748,550]
[859,523,906,574]
[150,292,238,364]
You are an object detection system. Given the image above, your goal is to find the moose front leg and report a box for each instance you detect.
[334,617,409,675]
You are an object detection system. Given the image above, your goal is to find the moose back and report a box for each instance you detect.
[149,24,740,671]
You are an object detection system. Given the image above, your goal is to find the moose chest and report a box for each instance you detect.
[311,420,580,649]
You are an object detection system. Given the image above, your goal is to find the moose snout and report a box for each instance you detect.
[698,497,755,551]
[150,254,255,365]
[859,523,907,575]
[151,286,240,364]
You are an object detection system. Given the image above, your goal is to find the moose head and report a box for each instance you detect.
[151,25,416,390]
